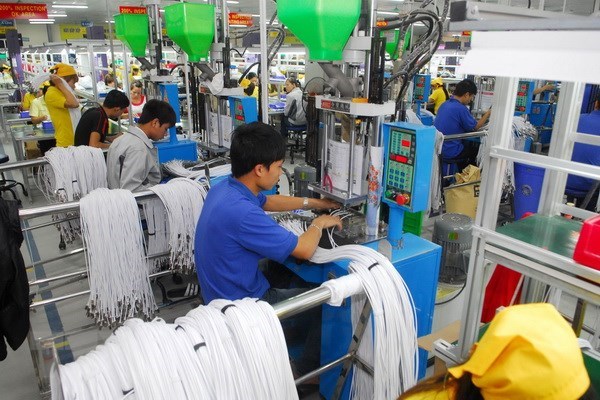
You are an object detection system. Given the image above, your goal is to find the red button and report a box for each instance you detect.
[402,140,410,147]
[395,193,409,206]
[397,155,407,163]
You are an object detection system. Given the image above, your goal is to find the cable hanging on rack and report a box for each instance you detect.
[163,159,232,186]
[80,188,156,328]
[36,146,107,243]
[51,298,298,400]
[278,216,419,398]
[149,178,208,274]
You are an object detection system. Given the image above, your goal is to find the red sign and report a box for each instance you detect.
[119,6,147,15]
[0,3,47,20]
[228,12,253,27]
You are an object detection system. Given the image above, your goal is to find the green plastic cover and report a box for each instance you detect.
[165,3,215,62]
[277,0,361,61]
[114,13,149,58]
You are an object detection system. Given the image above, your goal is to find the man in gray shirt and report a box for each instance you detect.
[107,100,176,192]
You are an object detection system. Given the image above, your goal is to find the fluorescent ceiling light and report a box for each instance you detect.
[377,11,398,15]
[230,24,247,28]
[104,20,115,24]
[30,21,55,24]
[52,4,88,9]
[226,1,239,3]
[49,13,68,17]
[30,18,56,22]
[251,14,260,17]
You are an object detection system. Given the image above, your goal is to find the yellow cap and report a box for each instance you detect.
[449,303,590,400]
[431,77,443,86]
[239,77,251,89]
[2,64,10,70]
[39,81,50,89]
[131,65,140,71]
[50,63,77,77]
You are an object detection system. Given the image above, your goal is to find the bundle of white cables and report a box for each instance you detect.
[149,178,208,274]
[51,299,298,400]
[80,188,156,328]
[140,198,170,273]
[278,215,419,399]
[163,159,232,186]
[37,146,107,243]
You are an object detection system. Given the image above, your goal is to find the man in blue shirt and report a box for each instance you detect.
[195,121,341,375]
[566,94,600,211]
[434,79,491,170]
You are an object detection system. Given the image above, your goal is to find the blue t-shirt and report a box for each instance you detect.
[566,110,600,193]
[195,176,299,303]
[434,97,478,158]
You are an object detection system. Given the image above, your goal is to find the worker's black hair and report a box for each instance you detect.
[138,99,176,127]
[595,92,600,105]
[103,90,130,109]
[454,79,478,97]
[230,121,287,178]
[130,80,143,89]
[246,72,258,80]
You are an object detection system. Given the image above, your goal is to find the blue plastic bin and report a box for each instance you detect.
[513,163,545,220]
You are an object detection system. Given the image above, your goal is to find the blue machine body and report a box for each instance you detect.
[514,80,535,116]
[228,96,258,129]
[155,83,197,163]
[283,122,441,399]
[528,102,556,144]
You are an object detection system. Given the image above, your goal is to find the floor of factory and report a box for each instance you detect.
[0,133,597,400]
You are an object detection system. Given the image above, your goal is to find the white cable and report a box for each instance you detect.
[53,299,299,400]
[149,178,207,274]
[140,198,170,273]
[80,188,156,327]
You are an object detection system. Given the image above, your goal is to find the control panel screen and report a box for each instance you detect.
[233,99,245,127]
[413,75,428,102]
[515,81,533,114]
[385,127,416,207]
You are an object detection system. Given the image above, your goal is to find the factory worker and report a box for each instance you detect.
[399,303,595,400]
[129,81,146,119]
[74,90,130,149]
[29,82,51,126]
[107,100,176,192]
[280,76,307,137]
[195,121,341,377]
[434,78,491,170]
[21,84,37,111]
[46,63,81,148]
[129,64,142,82]
[240,71,259,99]
[427,77,449,114]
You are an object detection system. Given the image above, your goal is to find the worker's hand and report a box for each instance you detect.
[312,198,342,210]
[542,84,555,92]
[49,74,64,86]
[312,215,343,231]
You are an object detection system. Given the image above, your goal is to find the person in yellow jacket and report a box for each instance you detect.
[21,86,37,111]
[399,303,594,400]
[428,77,449,114]
[1,64,13,84]
[45,63,81,148]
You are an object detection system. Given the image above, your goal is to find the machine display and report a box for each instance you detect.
[229,96,258,129]
[384,127,417,206]
[514,80,535,115]
[413,74,433,125]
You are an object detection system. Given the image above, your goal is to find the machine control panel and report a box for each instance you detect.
[514,80,535,115]
[381,122,436,213]
[228,96,258,129]
[413,74,431,103]
[384,128,416,207]
[320,99,351,113]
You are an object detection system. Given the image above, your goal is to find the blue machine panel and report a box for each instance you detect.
[413,74,431,104]
[515,80,535,116]
[381,122,436,213]
[228,95,258,129]
[155,140,197,163]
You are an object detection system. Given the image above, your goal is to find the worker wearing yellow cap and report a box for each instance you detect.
[399,303,593,400]
[46,63,81,148]
[21,85,37,111]
[128,64,141,83]
[30,82,51,126]
[427,77,449,114]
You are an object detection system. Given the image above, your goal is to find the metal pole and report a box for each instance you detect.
[259,0,269,123]
[106,2,118,95]
[272,286,332,319]
[19,190,158,219]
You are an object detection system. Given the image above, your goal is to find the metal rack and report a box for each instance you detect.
[440,29,600,364]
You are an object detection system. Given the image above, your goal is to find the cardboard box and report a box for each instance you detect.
[418,320,461,375]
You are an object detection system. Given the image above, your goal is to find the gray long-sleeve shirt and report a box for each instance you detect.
[106,126,161,192]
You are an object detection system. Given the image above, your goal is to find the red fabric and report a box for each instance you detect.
[481,265,523,323]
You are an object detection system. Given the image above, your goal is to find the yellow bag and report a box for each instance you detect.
[444,164,480,219]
